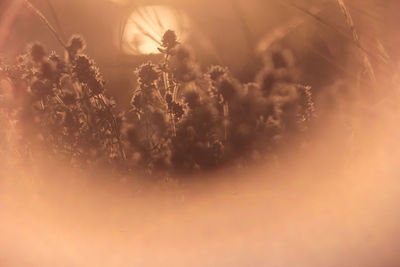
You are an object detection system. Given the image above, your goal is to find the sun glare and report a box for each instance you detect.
[122,5,190,55]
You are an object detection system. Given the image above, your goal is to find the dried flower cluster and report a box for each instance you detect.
[121,31,314,174]
[0,30,314,176]
[0,36,124,167]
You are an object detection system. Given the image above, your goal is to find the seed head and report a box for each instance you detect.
[136,62,159,86]
[67,35,86,56]
[73,55,104,94]
[161,30,179,51]
[208,65,228,81]
[29,43,46,63]
[74,55,92,83]
[264,45,295,70]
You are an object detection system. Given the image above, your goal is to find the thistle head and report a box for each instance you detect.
[207,65,228,82]
[67,35,86,57]
[136,62,159,86]
[29,43,46,63]
[161,30,179,51]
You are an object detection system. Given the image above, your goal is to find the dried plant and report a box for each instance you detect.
[0,0,321,178]
[0,29,314,176]
[122,31,314,174]
[1,37,125,168]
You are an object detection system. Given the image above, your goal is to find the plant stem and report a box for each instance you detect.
[44,0,67,43]
[23,0,66,48]
[335,0,376,84]
[162,54,176,137]
[95,95,126,160]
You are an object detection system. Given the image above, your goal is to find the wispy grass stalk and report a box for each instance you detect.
[336,0,376,84]
[23,0,66,48]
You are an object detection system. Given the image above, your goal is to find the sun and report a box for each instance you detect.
[122,5,190,55]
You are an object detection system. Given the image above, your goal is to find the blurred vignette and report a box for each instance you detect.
[1,0,400,266]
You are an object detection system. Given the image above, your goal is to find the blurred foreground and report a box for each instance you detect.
[1,86,400,266]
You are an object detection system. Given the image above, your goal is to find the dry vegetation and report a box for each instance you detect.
[0,4,317,177]
[1,0,400,266]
